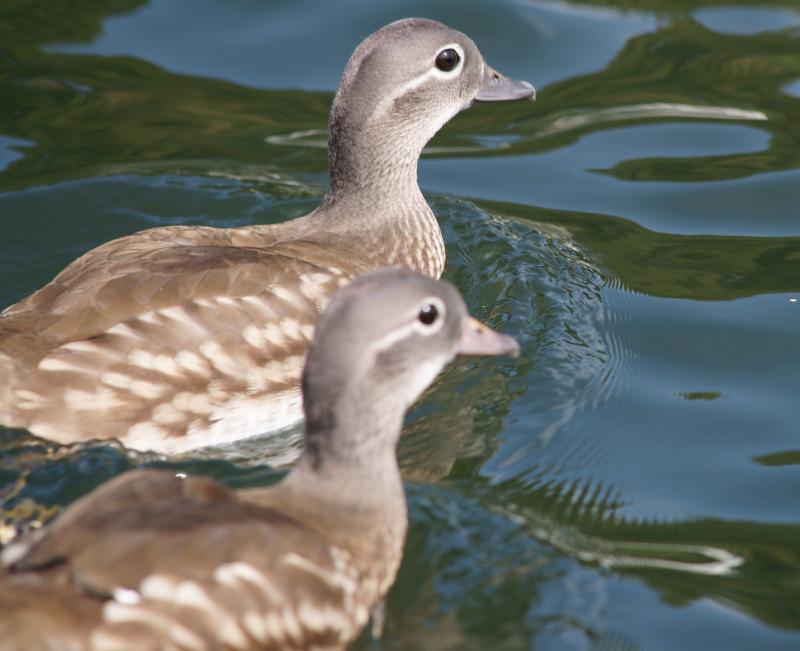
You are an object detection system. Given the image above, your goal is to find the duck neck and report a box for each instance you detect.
[281,421,407,548]
[297,407,404,487]
[276,430,407,570]
[285,371,409,515]
[317,122,445,278]
[289,433,405,506]
[326,105,426,198]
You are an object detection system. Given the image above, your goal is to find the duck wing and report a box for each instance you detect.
[2,240,364,450]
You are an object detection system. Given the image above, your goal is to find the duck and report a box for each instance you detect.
[0,18,534,453]
[0,267,520,651]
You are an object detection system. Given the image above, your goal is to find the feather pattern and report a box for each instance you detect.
[0,15,532,451]
[0,266,520,651]
[0,470,403,651]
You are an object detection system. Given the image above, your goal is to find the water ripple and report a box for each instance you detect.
[434,198,618,487]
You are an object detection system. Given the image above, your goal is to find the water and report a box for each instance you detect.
[2,0,800,648]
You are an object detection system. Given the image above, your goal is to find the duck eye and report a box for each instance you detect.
[435,48,460,72]
[418,303,439,326]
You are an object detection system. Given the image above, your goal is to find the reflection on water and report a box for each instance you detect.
[2,0,800,648]
[784,79,800,96]
[491,199,800,300]
[0,136,32,174]
[382,481,800,651]
[534,102,767,137]
[526,521,743,577]
[694,6,800,35]
[678,391,722,401]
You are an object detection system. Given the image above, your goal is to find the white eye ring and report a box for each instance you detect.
[432,43,465,78]
[412,296,446,335]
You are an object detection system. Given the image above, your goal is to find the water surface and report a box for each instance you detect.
[2,0,799,649]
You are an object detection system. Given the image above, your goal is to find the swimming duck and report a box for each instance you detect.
[0,18,534,452]
[0,267,519,651]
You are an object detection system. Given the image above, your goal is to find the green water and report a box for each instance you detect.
[2,0,800,648]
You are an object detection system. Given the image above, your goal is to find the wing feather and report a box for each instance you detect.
[2,238,365,448]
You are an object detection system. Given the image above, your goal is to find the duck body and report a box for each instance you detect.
[0,191,441,452]
[0,18,534,452]
[0,469,404,651]
[0,267,520,650]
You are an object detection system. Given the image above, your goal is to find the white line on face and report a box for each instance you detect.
[372,43,467,119]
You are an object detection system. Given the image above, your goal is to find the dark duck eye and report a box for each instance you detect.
[418,303,439,325]
[435,48,460,72]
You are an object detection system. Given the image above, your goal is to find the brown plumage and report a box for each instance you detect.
[1,470,398,651]
[0,267,520,650]
[0,18,534,452]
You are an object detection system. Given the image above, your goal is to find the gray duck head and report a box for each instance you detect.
[300,267,519,470]
[327,18,535,195]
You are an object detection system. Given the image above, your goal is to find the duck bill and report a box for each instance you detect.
[474,64,536,102]
[457,316,520,358]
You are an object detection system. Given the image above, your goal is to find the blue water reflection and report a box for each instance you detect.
[695,6,800,35]
[47,0,656,90]
[2,0,800,648]
[422,122,800,236]
[783,79,800,97]
[0,136,32,174]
